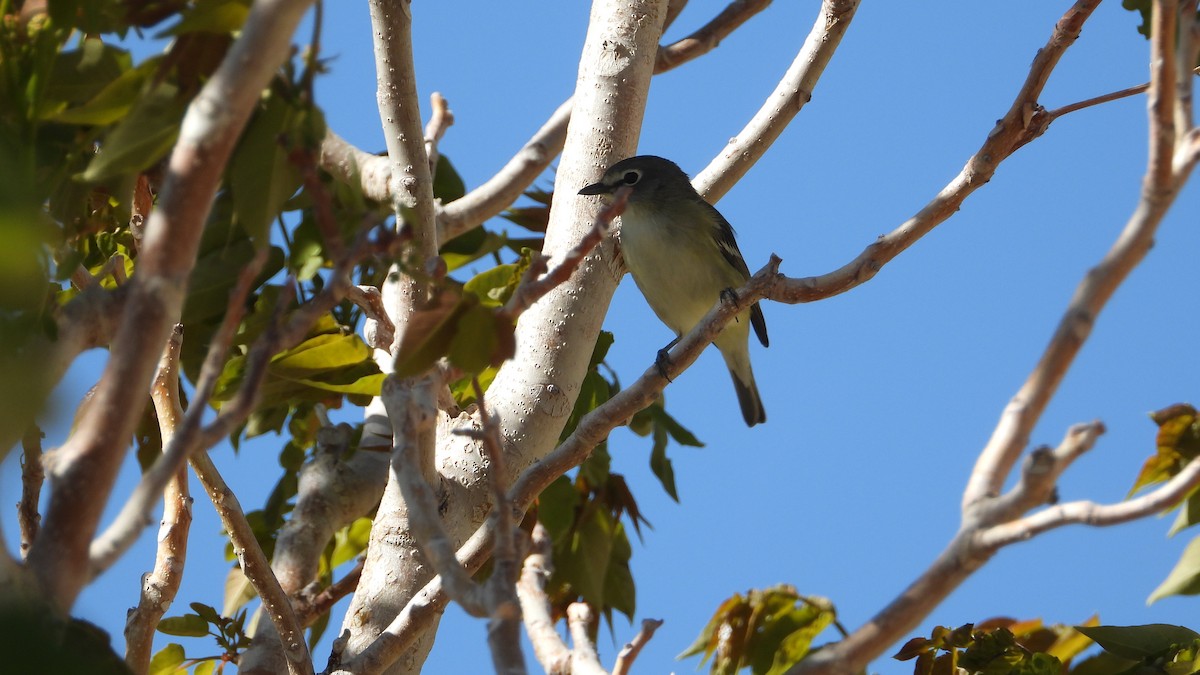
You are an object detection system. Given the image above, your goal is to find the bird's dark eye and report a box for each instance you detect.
[621,170,641,185]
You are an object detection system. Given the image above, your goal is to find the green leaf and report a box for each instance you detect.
[47,69,143,126]
[394,287,467,378]
[558,506,616,606]
[148,643,186,675]
[331,517,373,569]
[271,333,372,376]
[80,80,184,182]
[189,602,222,626]
[1149,537,1200,603]
[229,93,303,248]
[433,154,466,201]
[463,263,519,308]
[1075,624,1200,661]
[680,586,836,675]
[537,476,579,542]
[156,0,251,37]
[192,660,216,675]
[440,228,508,271]
[1169,492,1200,536]
[447,303,514,374]
[41,40,132,116]
[156,614,209,638]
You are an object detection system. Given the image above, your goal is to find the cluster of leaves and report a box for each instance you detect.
[7,0,715,667]
[896,619,1200,675]
[679,585,837,675]
[1128,404,1200,604]
[153,602,250,675]
[894,618,1094,675]
[525,330,704,630]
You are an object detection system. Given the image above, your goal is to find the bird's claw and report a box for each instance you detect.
[655,347,673,382]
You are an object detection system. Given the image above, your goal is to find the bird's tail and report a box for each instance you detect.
[726,362,765,427]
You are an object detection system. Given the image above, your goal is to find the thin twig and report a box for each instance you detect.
[88,249,268,575]
[124,324,193,675]
[655,0,772,72]
[424,92,454,177]
[694,0,860,202]
[500,186,630,321]
[517,523,571,675]
[612,618,665,675]
[471,378,527,675]
[18,425,44,558]
[295,559,365,627]
[347,285,395,351]
[25,0,317,612]
[976,457,1200,548]
[189,447,312,675]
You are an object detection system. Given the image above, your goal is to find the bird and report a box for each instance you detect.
[578,155,768,426]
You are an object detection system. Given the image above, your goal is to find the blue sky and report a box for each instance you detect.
[4,1,1200,673]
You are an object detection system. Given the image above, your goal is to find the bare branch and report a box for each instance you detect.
[655,0,772,73]
[978,457,1200,550]
[189,448,312,675]
[26,0,317,611]
[790,2,1200,671]
[518,523,571,675]
[369,0,437,256]
[379,374,488,613]
[424,92,454,176]
[499,186,630,321]
[295,559,364,627]
[612,618,665,675]
[961,0,1185,512]
[436,100,572,242]
[694,0,860,202]
[89,250,267,575]
[325,0,774,244]
[567,603,606,675]
[124,324,192,675]
[348,285,396,351]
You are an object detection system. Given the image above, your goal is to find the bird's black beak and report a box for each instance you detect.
[578,181,612,196]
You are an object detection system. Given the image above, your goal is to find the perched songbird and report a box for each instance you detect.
[579,155,768,426]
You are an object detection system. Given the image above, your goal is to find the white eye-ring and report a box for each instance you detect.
[620,169,641,185]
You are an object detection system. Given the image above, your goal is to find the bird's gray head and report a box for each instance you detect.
[578,155,698,205]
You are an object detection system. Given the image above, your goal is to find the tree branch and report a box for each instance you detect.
[655,0,772,73]
[517,523,571,675]
[25,0,317,612]
[124,324,192,675]
[322,0,773,244]
[17,426,44,559]
[566,603,607,675]
[694,0,861,202]
[88,250,267,576]
[424,92,454,177]
[790,1,1200,671]
[612,618,664,675]
[369,0,437,256]
[977,457,1200,549]
[961,0,1182,511]
[189,444,312,675]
